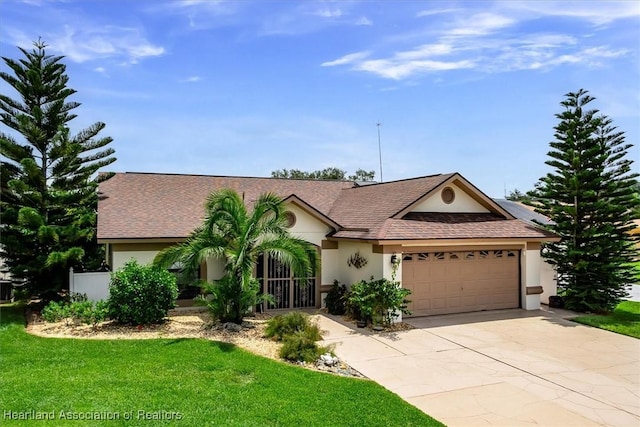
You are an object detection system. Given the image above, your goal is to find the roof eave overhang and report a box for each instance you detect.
[328,236,561,246]
[98,237,188,244]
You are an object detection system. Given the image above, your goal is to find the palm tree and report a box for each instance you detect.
[154,189,318,324]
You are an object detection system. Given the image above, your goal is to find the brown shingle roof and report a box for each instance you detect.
[97,171,557,242]
[331,218,556,240]
[97,173,354,240]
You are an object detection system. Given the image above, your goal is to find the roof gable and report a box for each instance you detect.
[394,173,514,219]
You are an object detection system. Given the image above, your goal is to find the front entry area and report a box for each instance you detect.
[402,249,520,317]
[257,254,317,310]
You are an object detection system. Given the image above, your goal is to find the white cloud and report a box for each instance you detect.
[314,7,342,18]
[416,8,460,18]
[321,2,635,81]
[355,58,475,80]
[51,25,164,63]
[355,16,372,26]
[446,13,515,36]
[321,51,371,67]
[180,76,202,83]
[505,1,640,26]
[4,24,164,64]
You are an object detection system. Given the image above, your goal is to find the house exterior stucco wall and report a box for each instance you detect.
[338,241,383,286]
[540,259,557,304]
[411,183,490,213]
[286,203,332,247]
[285,202,335,286]
[112,250,163,272]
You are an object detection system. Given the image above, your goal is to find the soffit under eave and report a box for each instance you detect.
[392,173,515,220]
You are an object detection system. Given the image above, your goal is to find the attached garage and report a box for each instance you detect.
[402,249,520,317]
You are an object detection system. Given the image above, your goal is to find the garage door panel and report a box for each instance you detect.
[404,249,520,317]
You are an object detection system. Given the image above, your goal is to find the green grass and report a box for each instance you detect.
[572,301,640,338]
[0,305,442,427]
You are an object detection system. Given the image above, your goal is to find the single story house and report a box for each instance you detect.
[97,172,559,317]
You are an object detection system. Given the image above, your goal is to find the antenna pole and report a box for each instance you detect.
[377,122,383,183]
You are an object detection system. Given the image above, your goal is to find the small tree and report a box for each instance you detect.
[154,189,318,324]
[0,39,115,296]
[529,89,639,312]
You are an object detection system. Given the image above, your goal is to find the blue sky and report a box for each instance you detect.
[2,0,639,197]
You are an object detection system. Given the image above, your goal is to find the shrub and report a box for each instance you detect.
[108,260,178,325]
[265,311,321,341]
[324,280,347,315]
[41,301,71,323]
[265,312,328,362]
[347,277,412,326]
[200,276,273,323]
[41,299,109,329]
[279,329,331,363]
[75,300,109,328]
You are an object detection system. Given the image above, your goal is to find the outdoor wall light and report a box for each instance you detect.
[390,253,398,264]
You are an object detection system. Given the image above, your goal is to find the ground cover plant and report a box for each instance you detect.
[0,304,442,426]
[572,301,640,338]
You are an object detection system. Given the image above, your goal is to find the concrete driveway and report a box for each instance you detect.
[318,308,640,426]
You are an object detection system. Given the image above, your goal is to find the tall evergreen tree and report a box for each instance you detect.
[0,39,116,296]
[529,89,639,312]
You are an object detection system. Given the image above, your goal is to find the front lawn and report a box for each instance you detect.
[572,301,640,338]
[0,305,442,426]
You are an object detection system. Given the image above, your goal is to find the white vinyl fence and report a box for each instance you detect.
[69,268,110,301]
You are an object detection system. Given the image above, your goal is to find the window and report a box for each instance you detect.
[417,253,429,261]
[441,187,455,204]
[403,254,413,261]
[284,211,296,228]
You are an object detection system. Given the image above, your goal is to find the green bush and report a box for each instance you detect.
[324,280,347,315]
[265,312,328,362]
[347,277,412,326]
[265,311,321,341]
[199,276,273,323]
[41,300,71,323]
[279,329,330,363]
[41,299,109,328]
[108,260,178,325]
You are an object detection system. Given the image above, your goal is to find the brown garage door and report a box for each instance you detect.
[402,249,520,317]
